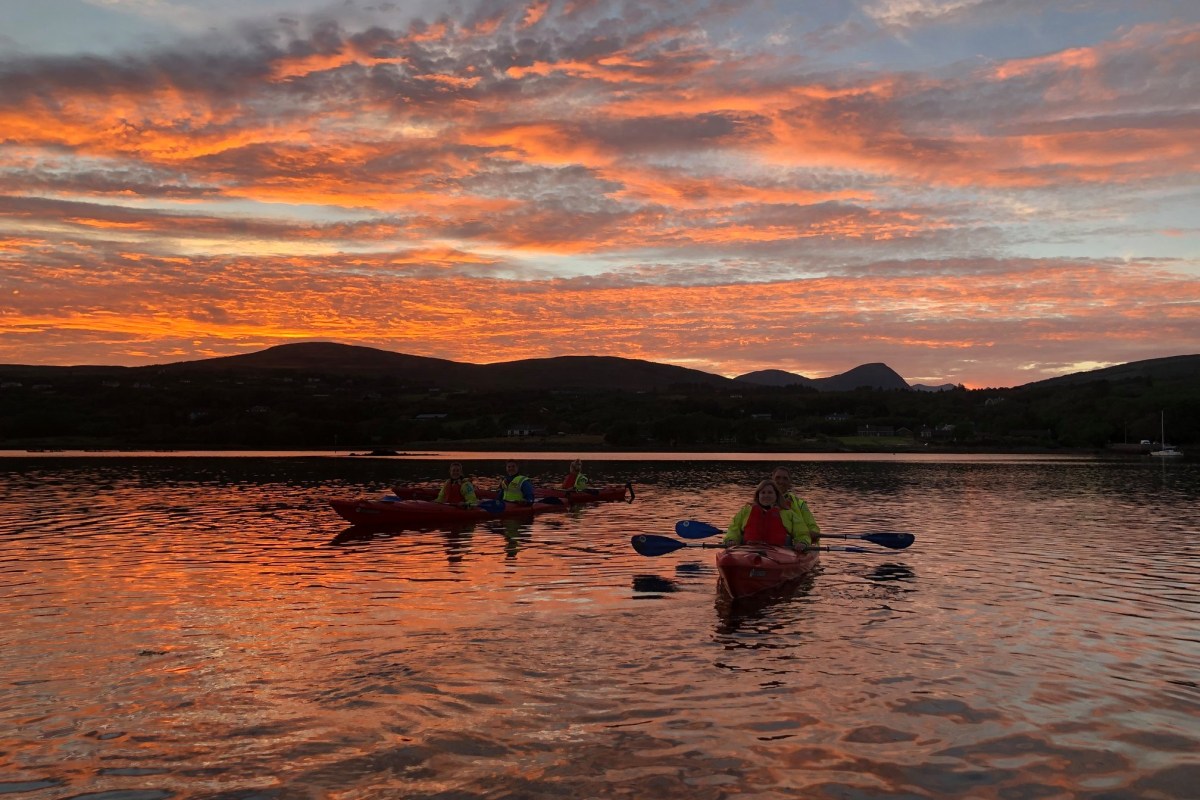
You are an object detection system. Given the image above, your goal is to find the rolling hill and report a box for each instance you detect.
[147,342,737,392]
[1017,354,1200,389]
[735,362,909,391]
[164,343,911,392]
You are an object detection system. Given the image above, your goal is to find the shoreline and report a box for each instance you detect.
[1,444,1183,460]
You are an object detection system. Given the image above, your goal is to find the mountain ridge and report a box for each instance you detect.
[156,343,911,392]
[2,341,1197,392]
[3,343,1196,451]
[735,363,910,392]
[1016,354,1200,389]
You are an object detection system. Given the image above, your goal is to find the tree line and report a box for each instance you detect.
[1,367,1195,451]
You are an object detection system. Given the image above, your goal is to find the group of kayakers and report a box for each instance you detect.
[724,466,821,550]
[405,460,819,550]
[403,459,590,508]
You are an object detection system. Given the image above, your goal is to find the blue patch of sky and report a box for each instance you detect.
[0,0,177,56]
[774,3,1196,73]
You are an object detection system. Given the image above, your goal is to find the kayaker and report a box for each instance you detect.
[562,459,589,491]
[723,480,815,550]
[771,466,821,542]
[434,461,478,507]
[498,459,536,504]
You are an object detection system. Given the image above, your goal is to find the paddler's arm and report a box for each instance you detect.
[723,505,752,546]
[520,477,535,504]
[783,509,814,549]
[793,498,820,543]
[462,480,478,507]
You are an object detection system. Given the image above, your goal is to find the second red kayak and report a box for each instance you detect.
[330,498,568,528]
[716,544,820,599]
[390,483,632,504]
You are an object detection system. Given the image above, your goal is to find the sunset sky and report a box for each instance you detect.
[1,0,1197,387]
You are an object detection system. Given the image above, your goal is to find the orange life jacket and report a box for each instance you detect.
[743,505,790,546]
[442,478,467,504]
[562,472,578,489]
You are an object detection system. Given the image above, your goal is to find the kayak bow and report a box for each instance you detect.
[716,544,820,599]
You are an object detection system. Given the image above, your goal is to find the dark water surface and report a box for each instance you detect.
[2,455,1197,799]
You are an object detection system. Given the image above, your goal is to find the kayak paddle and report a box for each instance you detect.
[631,534,885,557]
[674,520,914,550]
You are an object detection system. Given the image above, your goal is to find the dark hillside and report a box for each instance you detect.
[152,342,472,384]
[815,363,909,392]
[736,369,817,388]
[1017,354,1200,389]
[473,355,735,392]
[148,342,733,392]
[1,344,1195,451]
[737,363,909,391]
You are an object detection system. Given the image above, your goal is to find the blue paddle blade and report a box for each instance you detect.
[675,520,723,539]
[859,532,914,549]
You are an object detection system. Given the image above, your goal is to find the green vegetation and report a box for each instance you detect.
[1,363,1195,452]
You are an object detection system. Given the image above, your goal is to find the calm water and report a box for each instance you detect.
[1,455,1197,799]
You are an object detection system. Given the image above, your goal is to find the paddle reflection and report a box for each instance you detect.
[479,517,530,558]
[440,530,474,564]
[328,526,381,546]
[866,563,916,583]
[631,574,680,595]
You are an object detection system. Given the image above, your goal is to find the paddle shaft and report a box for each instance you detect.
[674,520,913,549]
[632,534,892,557]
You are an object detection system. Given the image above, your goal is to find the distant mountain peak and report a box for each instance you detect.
[733,369,815,388]
[736,363,908,391]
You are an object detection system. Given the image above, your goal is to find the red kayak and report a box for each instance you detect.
[389,483,633,504]
[329,497,567,528]
[533,483,633,503]
[388,486,457,501]
[716,544,820,599]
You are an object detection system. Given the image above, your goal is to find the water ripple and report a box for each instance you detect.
[1,456,1198,798]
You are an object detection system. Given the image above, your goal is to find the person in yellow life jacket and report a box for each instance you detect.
[562,459,589,491]
[435,461,478,507]
[723,480,815,549]
[770,466,821,543]
[498,459,535,504]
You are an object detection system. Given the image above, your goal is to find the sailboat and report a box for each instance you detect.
[1150,411,1184,458]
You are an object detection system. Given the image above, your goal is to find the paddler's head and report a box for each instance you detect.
[505,459,519,476]
[771,466,792,493]
[754,480,780,508]
[448,461,463,479]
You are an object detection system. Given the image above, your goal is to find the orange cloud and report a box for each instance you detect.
[3,244,1197,386]
[1,8,1196,385]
